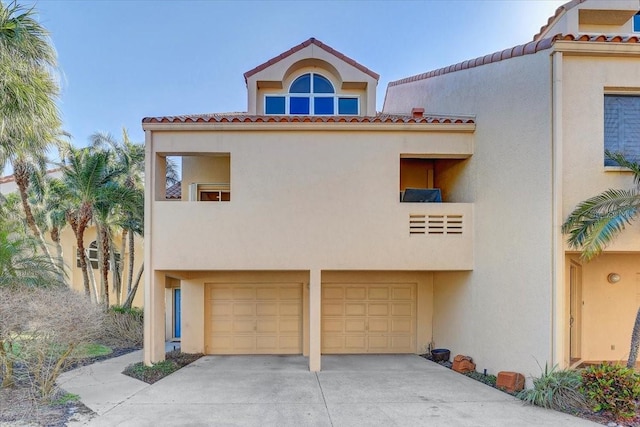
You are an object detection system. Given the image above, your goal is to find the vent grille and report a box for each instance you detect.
[409,214,463,235]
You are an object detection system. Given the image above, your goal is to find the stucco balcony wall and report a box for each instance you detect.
[151,201,473,271]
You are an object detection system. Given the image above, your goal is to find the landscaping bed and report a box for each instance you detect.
[122,350,203,384]
[421,353,640,427]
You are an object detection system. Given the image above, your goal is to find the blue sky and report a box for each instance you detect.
[28,0,565,146]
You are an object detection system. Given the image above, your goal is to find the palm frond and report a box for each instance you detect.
[605,150,640,186]
[562,188,640,260]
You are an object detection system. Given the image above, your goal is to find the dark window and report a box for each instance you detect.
[634,13,640,32]
[264,72,358,116]
[290,74,311,93]
[338,97,359,115]
[313,74,334,93]
[265,96,285,114]
[290,97,310,114]
[314,97,334,115]
[604,95,640,166]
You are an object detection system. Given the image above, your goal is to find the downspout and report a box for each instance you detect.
[551,50,564,367]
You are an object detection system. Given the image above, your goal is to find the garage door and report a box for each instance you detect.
[204,283,302,354]
[321,283,416,353]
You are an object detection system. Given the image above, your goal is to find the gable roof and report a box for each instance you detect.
[388,33,640,88]
[533,0,586,41]
[243,37,380,83]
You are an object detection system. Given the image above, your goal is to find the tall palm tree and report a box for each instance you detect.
[0,2,62,275]
[58,146,131,302]
[562,150,640,369]
[90,130,145,304]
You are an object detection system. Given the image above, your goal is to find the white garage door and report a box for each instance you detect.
[321,283,416,353]
[204,283,302,354]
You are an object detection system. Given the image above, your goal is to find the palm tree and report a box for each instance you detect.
[0,194,62,288]
[562,150,640,369]
[0,2,62,276]
[90,130,145,305]
[58,146,131,302]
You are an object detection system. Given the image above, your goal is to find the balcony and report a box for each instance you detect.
[150,200,473,271]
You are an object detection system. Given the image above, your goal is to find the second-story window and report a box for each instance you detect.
[604,94,640,166]
[265,72,359,115]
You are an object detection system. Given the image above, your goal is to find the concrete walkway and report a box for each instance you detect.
[58,353,599,426]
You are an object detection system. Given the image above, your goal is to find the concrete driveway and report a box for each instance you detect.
[62,354,598,426]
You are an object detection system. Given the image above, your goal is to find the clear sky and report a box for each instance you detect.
[26,0,566,146]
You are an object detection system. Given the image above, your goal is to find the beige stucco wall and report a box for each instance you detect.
[561,53,640,251]
[148,127,474,271]
[385,50,555,377]
[566,254,639,363]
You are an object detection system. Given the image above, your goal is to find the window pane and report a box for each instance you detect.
[314,97,334,115]
[265,96,285,114]
[313,74,334,93]
[290,74,311,93]
[290,97,310,114]
[634,13,640,32]
[338,98,359,115]
[604,95,640,166]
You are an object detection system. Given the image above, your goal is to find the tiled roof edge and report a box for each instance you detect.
[388,33,640,88]
[142,113,475,125]
[0,167,62,184]
[243,37,380,82]
[533,0,586,42]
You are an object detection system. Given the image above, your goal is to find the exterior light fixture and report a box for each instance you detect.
[607,273,621,284]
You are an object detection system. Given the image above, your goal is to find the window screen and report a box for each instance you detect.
[604,95,640,166]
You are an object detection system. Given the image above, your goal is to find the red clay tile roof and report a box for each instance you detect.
[0,167,62,184]
[243,37,380,83]
[533,0,586,42]
[142,113,474,125]
[165,182,181,199]
[388,34,640,87]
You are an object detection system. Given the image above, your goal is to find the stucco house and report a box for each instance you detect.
[143,0,640,376]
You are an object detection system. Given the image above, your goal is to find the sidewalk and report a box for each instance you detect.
[58,342,180,421]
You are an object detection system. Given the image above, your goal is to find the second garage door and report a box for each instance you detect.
[204,283,302,354]
[321,283,416,353]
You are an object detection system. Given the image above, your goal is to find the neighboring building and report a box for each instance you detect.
[384,0,640,371]
[143,0,640,376]
[0,170,145,309]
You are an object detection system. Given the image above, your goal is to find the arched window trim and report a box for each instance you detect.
[264,72,360,116]
[76,240,121,270]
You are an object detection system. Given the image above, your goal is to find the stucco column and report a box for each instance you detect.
[309,269,321,371]
[144,271,166,365]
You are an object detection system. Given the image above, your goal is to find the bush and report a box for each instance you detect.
[122,350,202,384]
[581,362,640,420]
[464,370,497,387]
[518,364,586,412]
[0,287,104,400]
[100,306,143,348]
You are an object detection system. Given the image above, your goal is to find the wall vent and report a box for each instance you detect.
[409,214,463,235]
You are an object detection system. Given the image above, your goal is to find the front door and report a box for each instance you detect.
[569,262,582,363]
[174,288,181,339]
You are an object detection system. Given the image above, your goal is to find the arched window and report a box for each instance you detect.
[76,240,120,270]
[264,72,359,116]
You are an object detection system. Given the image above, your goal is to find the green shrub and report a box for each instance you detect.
[581,362,640,420]
[518,364,586,412]
[464,370,497,387]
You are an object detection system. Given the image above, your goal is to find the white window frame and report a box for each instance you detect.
[263,72,360,116]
